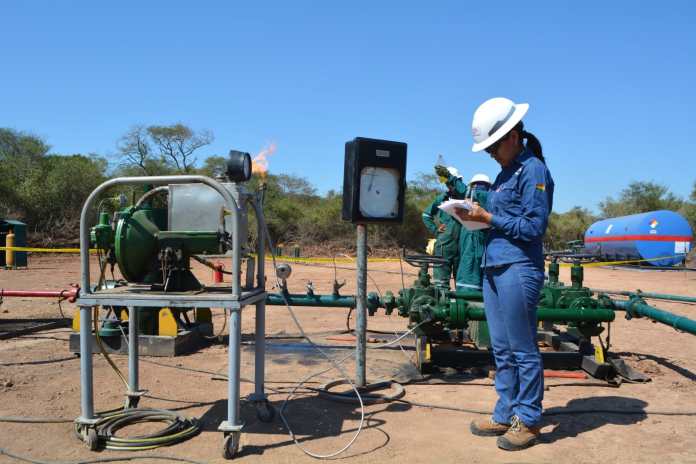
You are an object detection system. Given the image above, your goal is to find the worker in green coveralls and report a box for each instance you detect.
[422,166,463,289]
[435,166,491,291]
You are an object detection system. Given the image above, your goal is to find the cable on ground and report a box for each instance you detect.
[0,447,207,464]
[87,408,200,451]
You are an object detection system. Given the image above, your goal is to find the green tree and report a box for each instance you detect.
[5,152,107,243]
[197,155,227,178]
[599,181,683,218]
[148,124,213,173]
[116,124,213,174]
[678,181,696,237]
[0,129,50,217]
[545,207,597,251]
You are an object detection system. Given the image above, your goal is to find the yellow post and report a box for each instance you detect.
[5,229,15,268]
[158,308,178,337]
[72,308,81,331]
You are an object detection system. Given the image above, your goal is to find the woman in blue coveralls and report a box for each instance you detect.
[454,97,554,451]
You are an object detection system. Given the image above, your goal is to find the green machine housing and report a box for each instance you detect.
[75,184,241,355]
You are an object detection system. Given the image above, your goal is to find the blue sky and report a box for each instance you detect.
[2,1,695,213]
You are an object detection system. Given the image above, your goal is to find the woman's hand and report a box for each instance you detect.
[454,201,492,224]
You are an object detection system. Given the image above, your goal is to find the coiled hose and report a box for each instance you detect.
[76,408,200,451]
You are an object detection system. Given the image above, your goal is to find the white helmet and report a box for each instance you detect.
[469,173,491,185]
[471,97,529,152]
[446,166,460,177]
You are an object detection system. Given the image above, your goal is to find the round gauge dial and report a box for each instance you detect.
[358,167,400,218]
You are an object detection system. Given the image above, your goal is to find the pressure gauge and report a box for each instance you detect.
[358,167,400,218]
[226,150,252,182]
[342,137,407,224]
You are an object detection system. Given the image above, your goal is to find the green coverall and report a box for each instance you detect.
[422,192,461,289]
[442,174,489,291]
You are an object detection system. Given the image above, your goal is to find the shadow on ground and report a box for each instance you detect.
[615,351,696,381]
[541,396,648,444]
[198,395,411,458]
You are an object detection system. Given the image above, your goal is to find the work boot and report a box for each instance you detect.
[496,415,540,451]
[470,417,510,437]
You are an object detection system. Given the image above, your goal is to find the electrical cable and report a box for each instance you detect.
[0,416,74,423]
[90,408,200,451]
[0,447,207,464]
[266,219,427,458]
[93,306,129,389]
[56,296,67,319]
[260,220,427,457]
[261,222,366,458]
[203,308,227,340]
[283,258,418,277]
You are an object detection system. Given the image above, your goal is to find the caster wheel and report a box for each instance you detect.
[256,401,275,423]
[125,396,140,409]
[222,432,241,459]
[85,428,99,451]
[74,424,83,441]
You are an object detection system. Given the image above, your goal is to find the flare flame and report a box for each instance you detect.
[252,142,276,180]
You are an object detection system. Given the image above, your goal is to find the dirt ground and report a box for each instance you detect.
[1,255,696,464]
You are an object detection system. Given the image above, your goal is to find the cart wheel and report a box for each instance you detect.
[415,336,433,374]
[125,396,140,409]
[255,400,275,423]
[85,428,99,451]
[222,432,241,459]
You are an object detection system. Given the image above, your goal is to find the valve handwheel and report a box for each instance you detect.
[402,251,449,268]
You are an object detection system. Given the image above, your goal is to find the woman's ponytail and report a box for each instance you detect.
[514,121,545,164]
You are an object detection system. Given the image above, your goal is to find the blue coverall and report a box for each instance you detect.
[483,148,554,428]
[422,192,461,289]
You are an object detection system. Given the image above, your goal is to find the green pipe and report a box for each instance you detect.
[612,299,696,336]
[266,293,356,308]
[438,302,615,325]
[451,290,484,300]
[593,289,696,304]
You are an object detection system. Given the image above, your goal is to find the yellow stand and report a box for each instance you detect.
[158,308,179,337]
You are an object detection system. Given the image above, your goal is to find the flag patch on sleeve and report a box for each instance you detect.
[535,184,545,191]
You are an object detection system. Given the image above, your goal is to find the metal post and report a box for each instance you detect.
[355,224,368,387]
[253,301,266,399]
[252,193,266,400]
[79,305,94,420]
[227,310,242,425]
[128,307,139,396]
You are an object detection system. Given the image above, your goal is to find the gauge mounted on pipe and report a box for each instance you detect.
[226,150,252,182]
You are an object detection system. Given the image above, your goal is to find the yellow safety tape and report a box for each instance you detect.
[0,246,97,253]
[0,247,683,267]
[0,246,398,262]
[267,255,399,264]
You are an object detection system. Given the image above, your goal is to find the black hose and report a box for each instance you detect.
[87,408,200,451]
[0,416,73,423]
[0,447,207,464]
[190,255,234,275]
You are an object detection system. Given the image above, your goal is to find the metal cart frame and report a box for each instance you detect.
[74,175,270,458]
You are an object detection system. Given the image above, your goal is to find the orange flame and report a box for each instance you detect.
[252,142,276,180]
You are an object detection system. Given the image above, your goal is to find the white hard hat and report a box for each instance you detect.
[471,97,529,152]
[446,166,460,177]
[469,173,491,185]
